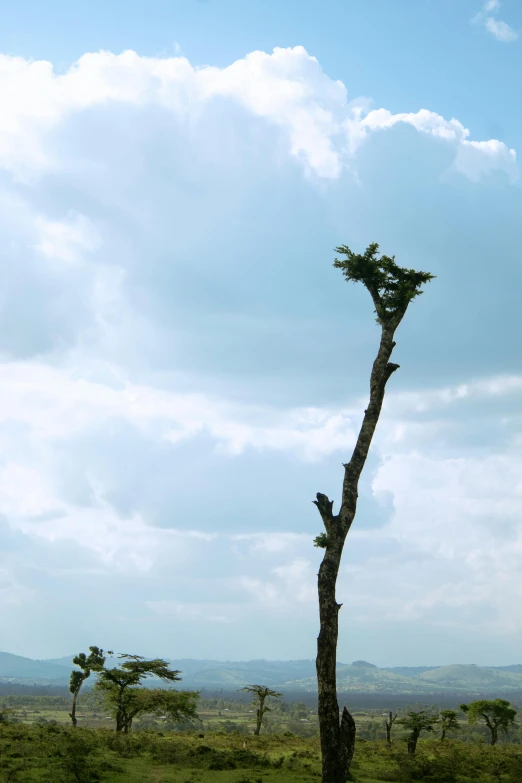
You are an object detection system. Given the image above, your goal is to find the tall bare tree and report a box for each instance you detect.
[239,684,282,735]
[385,710,397,745]
[313,242,435,783]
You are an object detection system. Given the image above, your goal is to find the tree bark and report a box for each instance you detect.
[69,689,79,728]
[315,324,400,783]
[385,712,396,745]
[254,696,266,735]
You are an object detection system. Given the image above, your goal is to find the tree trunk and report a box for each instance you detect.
[491,726,498,746]
[69,690,79,728]
[316,540,356,783]
[254,700,264,735]
[315,324,400,783]
[408,729,420,755]
[385,712,395,745]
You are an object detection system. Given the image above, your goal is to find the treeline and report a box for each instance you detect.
[2,647,521,758]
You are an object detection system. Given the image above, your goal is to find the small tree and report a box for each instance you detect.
[94,654,185,732]
[313,243,435,783]
[396,710,438,755]
[460,699,517,746]
[113,687,199,732]
[69,646,107,727]
[439,709,460,741]
[385,710,397,745]
[239,685,282,735]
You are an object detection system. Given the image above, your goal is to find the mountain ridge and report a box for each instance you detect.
[2,652,522,694]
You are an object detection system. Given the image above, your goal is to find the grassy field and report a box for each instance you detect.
[2,721,522,782]
[2,694,522,782]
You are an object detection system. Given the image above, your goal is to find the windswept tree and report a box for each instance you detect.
[384,710,397,745]
[239,685,282,735]
[439,709,460,741]
[313,243,435,783]
[106,687,199,733]
[69,646,107,727]
[94,654,187,733]
[460,699,517,746]
[396,710,439,755]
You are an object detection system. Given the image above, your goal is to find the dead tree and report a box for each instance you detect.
[313,243,435,783]
[385,710,398,745]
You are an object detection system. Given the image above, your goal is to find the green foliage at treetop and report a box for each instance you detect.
[460,698,518,745]
[333,242,435,325]
[93,653,198,734]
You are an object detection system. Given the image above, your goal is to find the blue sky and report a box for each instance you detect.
[1,0,521,667]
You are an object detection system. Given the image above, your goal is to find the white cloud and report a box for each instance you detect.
[0,43,521,661]
[0,568,34,606]
[1,360,520,464]
[230,532,312,554]
[0,47,516,182]
[145,600,235,623]
[358,109,517,181]
[363,451,522,632]
[238,558,316,608]
[34,212,100,265]
[471,1,519,43]
[0,360,357,460]
[1,359,520,634]
[484,16,519,42]
[471,0,500,24]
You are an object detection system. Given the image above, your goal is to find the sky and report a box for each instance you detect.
[0,0,521,668]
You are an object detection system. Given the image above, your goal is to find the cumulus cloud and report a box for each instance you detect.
[0,44,521,662]
[0,47,516,182]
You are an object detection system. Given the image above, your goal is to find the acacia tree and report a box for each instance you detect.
[385,710,397,745]
[460,699,517,745]
[107,687,200,732]
[239,685,282,735]
[396,710,439,755]
[68,646,107,727]
[313,243,434,783]
[439,709,460,741]
[93,654,186,732]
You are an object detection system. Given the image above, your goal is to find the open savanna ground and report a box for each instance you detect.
[2,723,522,783]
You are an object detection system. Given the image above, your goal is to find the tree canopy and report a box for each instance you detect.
[396,710,439,755]
[94,654,188,733]
[333,242,435,327]
[460,699,517,745]
[439,709,460,741]
[69,646,107,727]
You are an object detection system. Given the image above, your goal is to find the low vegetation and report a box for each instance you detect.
[1,683,521,782]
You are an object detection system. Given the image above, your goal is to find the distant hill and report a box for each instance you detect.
[1,653,521,694]
[383,666,437,677]
[416,664,522,690]
[0,652,71,683]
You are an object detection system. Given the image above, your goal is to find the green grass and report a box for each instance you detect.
[1,722,522,783]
